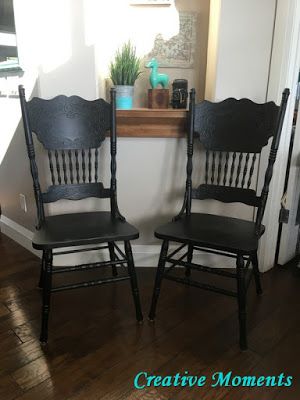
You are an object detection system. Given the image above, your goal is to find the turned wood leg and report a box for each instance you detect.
[185,244,193,277]
[252,252,263,295]
[149,240,169,321]
[40,250,53,344]
[38,251,46,289]
[108,242,118,277]
[237,254,247,350]
[124,241,143,322]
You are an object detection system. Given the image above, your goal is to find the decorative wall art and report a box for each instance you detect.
[147,12,197,68]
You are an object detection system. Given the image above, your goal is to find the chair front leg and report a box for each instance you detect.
[149,240,169,321]
[185,243,193,277]
[252,252,262,295]
[108,242,118,277]
[40,249,53,344]
[38,250,46,288]
[236,254,247,350]
[124,241,143,322]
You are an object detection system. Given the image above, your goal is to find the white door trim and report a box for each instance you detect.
[258,0,300,271]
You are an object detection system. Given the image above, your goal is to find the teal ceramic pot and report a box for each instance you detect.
[115,85,134,109]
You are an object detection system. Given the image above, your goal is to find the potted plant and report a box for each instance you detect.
[109,41,142,109]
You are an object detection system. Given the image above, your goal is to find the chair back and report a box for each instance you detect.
[18,86,118,227]
[185,89,289,229]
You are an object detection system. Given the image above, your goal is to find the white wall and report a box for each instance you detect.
[37,0,97,99]
[1,0,284,271]
[0,0,98,232]
[0,0,210,266]
[205,0,279,271]
[0,0,40,232]
[85,0,210,104]
[206,0,276,102]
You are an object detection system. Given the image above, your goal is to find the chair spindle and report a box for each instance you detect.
[61,150,68,184]
[75,150,80,183]
[235,153,243,187]
[82,149,86,183]
[247,153,257,188]
[223,152,229,186]
[88,148,92,183]
[95,148,98,182]
[54,150,61,185]
[205,150,209,184]
[241,153,250,188]
[68,150,74,184]
[217,152,223,185]
[229,152,236,186]
[211,151,216,184]
[48,150,55,185]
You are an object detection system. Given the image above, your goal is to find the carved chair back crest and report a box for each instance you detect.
[191,98,279,207]
[19,86,117,226]
[187,90,289,230]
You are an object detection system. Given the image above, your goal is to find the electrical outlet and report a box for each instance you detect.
[19,194,27,212]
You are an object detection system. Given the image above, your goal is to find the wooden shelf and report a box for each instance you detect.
[116,108,188,138]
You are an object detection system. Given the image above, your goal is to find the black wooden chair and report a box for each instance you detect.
[19,85,143,343]
[149,88,289,350]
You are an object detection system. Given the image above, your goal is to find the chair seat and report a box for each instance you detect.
[155,213,265,254]
[32,212,139,250]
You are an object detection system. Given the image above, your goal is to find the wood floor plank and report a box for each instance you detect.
[0,285,22,302]
[62,296,238,399]
[222,327,300,400]
[0,329,22,352]
[0,374,23,400]
[0,233,299,400]
[171,348,261,400]
[12,354,67,391]
[11,287,232,399]
[273,381,300,400]
[0,302,10,318]
[248,301,300,355]
[0,339,45,374]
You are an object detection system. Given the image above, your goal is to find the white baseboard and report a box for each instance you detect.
[0,215,235,268]
[131,244,235,268]
[0,215,41,257]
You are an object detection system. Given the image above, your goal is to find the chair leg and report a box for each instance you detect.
[236,254,247,350]
[108,242,118,277]
[124,241,143,322]
[40,250,53,344]
[185,244,193,277]
[252,252,263,295]
[149,240,169,321]
[38,251,46,288]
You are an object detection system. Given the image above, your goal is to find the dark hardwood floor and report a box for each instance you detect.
[0,232,299,400]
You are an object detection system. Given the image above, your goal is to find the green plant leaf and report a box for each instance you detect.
[109,41,142,86]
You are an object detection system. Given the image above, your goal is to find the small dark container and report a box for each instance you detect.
[171,79,188,109]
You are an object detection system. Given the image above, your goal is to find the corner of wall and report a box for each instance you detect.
[204,0,222,100]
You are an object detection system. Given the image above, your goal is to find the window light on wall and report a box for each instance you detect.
[0,0,21,73]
